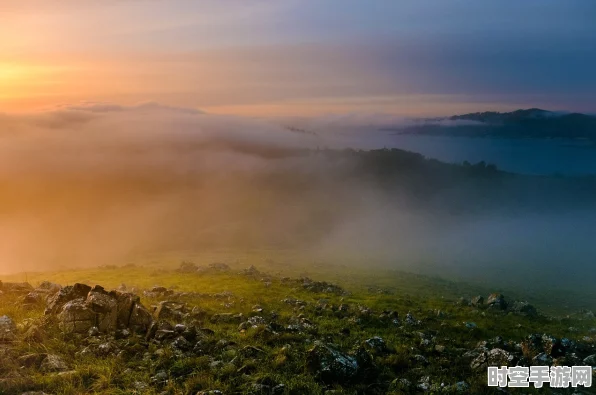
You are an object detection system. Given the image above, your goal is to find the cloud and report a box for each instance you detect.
[62,101,205,115]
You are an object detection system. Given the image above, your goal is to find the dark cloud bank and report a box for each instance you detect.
[1,103,595,297]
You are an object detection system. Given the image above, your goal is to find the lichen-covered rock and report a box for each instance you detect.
[59,299,95,333]
[129,304,153,333]
[154,301,186,321]
[111,291,138,327]
[86,288,118,332]
[40,354,68,372]
[470,348,514,371]
[306,341,359,383]
[46,283,92,315]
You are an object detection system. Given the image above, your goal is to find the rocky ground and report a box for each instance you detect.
[0,262,595,394]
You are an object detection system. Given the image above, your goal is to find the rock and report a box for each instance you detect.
[306,341,358,383]
[128,303,153,333]
[178,261,198,273]
[486,293,508,310]
[112,291,139,327]
[151,370,168,385]
[172,336,192,351]
[242,265,261,276]
[0,282,33,294]
[457,297,470,306]
[532,352,553,365]
[0,315,17,342]
[198,262,231,273]
[155,301,186,321]
[583,354,596,366]
[509,301,537,316]
[522,333,562,359]
[300,278,346,295]
[40,354,68,372]
[464,322,477,329]
[17,353,46,368]
[211,313,244,324]
[454,381,470,393]
[471,295,484,306]
[52,284,152,334]
[59,299,96,333]
[86,289,118,332]
[470,348,514,371]
[23,281,62,305]
[143,286,174,298]
[405,312,420,326]
[363,337,387,354]
[45,283,92,315]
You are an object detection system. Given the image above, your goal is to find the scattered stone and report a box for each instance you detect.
[405,312,420,326]
[306,341,358,383]
[464,322,477,329]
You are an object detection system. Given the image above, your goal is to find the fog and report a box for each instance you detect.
[1,103,595,293]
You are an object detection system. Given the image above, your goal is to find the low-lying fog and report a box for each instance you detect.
[1,103,595,294]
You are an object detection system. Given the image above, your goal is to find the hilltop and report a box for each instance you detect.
[385,109,596,141]
[1,260,595,394]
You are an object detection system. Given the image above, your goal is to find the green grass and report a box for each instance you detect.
[1,253,595,394]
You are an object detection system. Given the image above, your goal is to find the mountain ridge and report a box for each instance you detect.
[388,108,596,140]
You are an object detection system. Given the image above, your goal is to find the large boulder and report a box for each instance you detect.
[46,283,92,315]
[129,304,153,334]
[59,299,96,333]
[46,283,153,335]
[112,291,139,327]
[85,287,118,332]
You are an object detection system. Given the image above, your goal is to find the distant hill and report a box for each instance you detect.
[385,108,596,140]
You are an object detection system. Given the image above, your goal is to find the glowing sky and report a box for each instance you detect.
[1,0,595,116]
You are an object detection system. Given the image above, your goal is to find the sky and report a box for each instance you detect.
[1,0,595,117]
